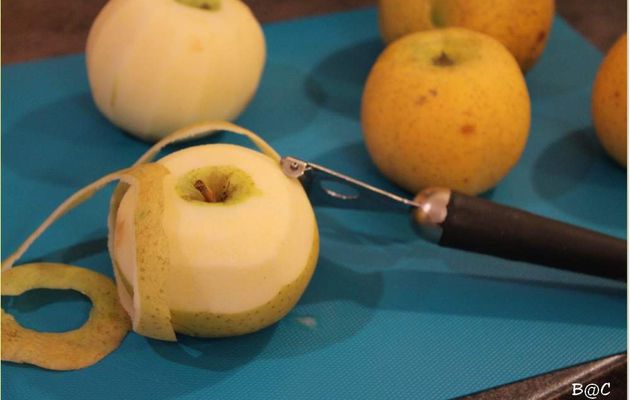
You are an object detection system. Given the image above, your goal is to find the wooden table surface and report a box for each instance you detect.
[1,0,627,64]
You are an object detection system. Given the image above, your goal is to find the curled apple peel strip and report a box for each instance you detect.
[2,263,131,370]
[134,120,281,166]
[109,164,177,341]
[2,169,131,272]
[1,166,177,342]
[1,169,135,370]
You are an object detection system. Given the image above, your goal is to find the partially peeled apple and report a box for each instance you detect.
[3,122,319,343]
[109,123,319,339]
[86,0,266,141]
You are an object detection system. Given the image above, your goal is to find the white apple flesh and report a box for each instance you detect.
[86,0,266,141]
[112,144,319,337]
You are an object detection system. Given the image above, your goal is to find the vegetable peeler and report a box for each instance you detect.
[280,156,627,282]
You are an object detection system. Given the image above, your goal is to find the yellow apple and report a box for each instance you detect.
[378,0,555,71]
[592,33,627,167]
[111,143,319,338]
[361,28,531,195]
[86,0,265,141]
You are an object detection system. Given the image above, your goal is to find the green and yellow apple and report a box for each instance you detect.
[362,28,530,195]
[86,0,266,141]
[110,143,319,338]
[378,0,555,71]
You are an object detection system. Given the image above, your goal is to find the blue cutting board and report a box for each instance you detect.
[2,7,627,400]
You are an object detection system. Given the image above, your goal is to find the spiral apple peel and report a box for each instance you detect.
[2,263,130,371]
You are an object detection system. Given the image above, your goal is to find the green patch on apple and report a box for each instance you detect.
[175,165,261,205]
[176,0,221,11]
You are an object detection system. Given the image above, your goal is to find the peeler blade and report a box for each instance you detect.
[280,156,420,213]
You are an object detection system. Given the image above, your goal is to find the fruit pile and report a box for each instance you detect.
[1,0,626,370]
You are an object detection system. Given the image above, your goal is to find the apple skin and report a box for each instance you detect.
[168,236,318,337]
[86,0,265,141]
[361,28,530,195]
[592,33,627,167]
[111,144,319,337]
[378,0,554,71]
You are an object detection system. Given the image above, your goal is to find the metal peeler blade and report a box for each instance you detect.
[280,156,421,213]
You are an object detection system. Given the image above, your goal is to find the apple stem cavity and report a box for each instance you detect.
[177,166,258,205]
[194,180,218,203]
[176,0,221,11]
[433,51,455,67]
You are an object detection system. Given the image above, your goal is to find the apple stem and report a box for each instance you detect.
[194,180,217,203]
[433,51,454,67]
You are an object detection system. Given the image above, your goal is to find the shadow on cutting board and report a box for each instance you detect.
[249,245,625,363]
[27,236,110,267]
[532,128,627,231]
[372,266,625,328]
[305,39,383,120]
[239,63,321,140]
[307,238,625,329]
[148,327,276,371]
[5,93,144,187]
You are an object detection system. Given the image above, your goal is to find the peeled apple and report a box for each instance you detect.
[2,122,320,342]
[86,0,266,141]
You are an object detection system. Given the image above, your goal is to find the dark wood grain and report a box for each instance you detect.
[1,0,627,64]
[556,0,627,51]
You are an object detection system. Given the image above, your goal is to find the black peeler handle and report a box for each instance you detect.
[413,189,627,281]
